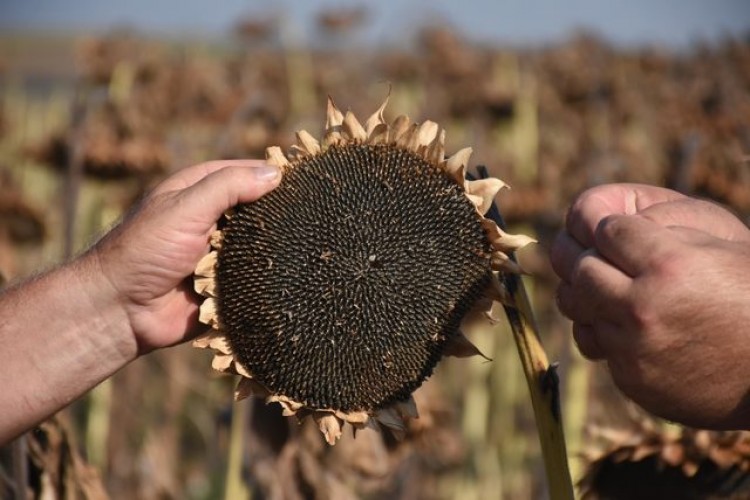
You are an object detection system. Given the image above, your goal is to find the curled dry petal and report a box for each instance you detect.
[194,276,216,297]
[211,353,233,372]
[268,395,304,416]
[343,111,367,141]
[199,298,220,329]
[315,413,344,445]
[444,147,472,184]
[365,96,389,136]
[426,129,446,164]
[265,146,290,169]
[288,145,308,161]
[389,115,411,143]
[208,334,232,355]
[415,120,439,149]
[368,123,389,144]
[375,408,407,439]
[443,333,491,360]
[195,252,217,278]
[192,330,222,349]
[209,230,224,249]
[233,360,253,378]
[395,396,419,419]
[323,97,345,149]
[490,251,524,274]
[397,123,420,150]
[481,219,537,253]
[326,96,344,127]
[235,377,268,401]
[462,296,499,326]
[466,193,484,209]
[296,130,321,155]
[335,410,370,425]
[466,178,507,215]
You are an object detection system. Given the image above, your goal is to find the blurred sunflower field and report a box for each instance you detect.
[0,8,749,499]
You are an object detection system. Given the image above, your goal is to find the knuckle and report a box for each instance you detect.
[648,248,684,280]
[626,301,656,331]
[594,214,626,245]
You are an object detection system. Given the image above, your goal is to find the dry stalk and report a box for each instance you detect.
[478,166,574,499]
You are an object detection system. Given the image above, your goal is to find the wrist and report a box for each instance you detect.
[73,249,138,363]
[0,251,137,442]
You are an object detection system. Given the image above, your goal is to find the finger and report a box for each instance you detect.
[177,164,282,229]
[566,184,686,248]
[152,160,270,195]
[594,213,675,277]
[549,230,586,283]
[556,250,631,324]
[639,198,750,243]
[572,323,605,360]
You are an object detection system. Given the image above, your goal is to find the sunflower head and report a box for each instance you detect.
[580,419,750,499]
[193,96,534,444]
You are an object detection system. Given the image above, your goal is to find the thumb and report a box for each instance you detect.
[177,164,282,230]
[567,183,686,248]
[639,198,750,242]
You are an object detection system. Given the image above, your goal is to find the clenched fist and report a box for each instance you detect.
[550,183,750,429]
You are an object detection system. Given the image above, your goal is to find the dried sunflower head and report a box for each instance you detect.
[580,418,750,499]
[193,97,534,444]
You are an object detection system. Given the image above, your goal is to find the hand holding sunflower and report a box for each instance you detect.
[93,160,282,353]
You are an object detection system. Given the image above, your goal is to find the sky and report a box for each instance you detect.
[1,0,749,48]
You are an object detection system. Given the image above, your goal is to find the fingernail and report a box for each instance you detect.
[252,165,280,181]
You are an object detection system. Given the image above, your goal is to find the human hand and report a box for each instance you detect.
[550,183,750,429]
[91,160,281,354]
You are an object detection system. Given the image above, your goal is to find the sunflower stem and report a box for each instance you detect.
[224,400,250,500]
[474,165,574,498]
[501,274,574,499]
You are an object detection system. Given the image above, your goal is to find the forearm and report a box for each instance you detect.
[0,252,135,444]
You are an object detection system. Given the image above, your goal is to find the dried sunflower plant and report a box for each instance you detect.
[193,97,573,497]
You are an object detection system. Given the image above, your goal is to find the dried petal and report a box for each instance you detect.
[367,123,389,144]
[389,115,411,143]
[235,378,265,401]
[395,396,419,419]
[415,120,439,149]
[199,298,220,329]
[209,230,224,249]
[466,178,507,215]
[296,130,321,155]
[365,96,389,136]
[211,353,233,372]
[194,276,216,297]
[343,111,367,142]
[209,334,232,355]
[195,252,217,277]
[443,333,491,360]
[444,147,472,184]
[315,413,343,445]
[265,146,290,168]
[425,129,446,163]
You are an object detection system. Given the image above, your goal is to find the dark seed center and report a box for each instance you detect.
[216,143,492,412]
